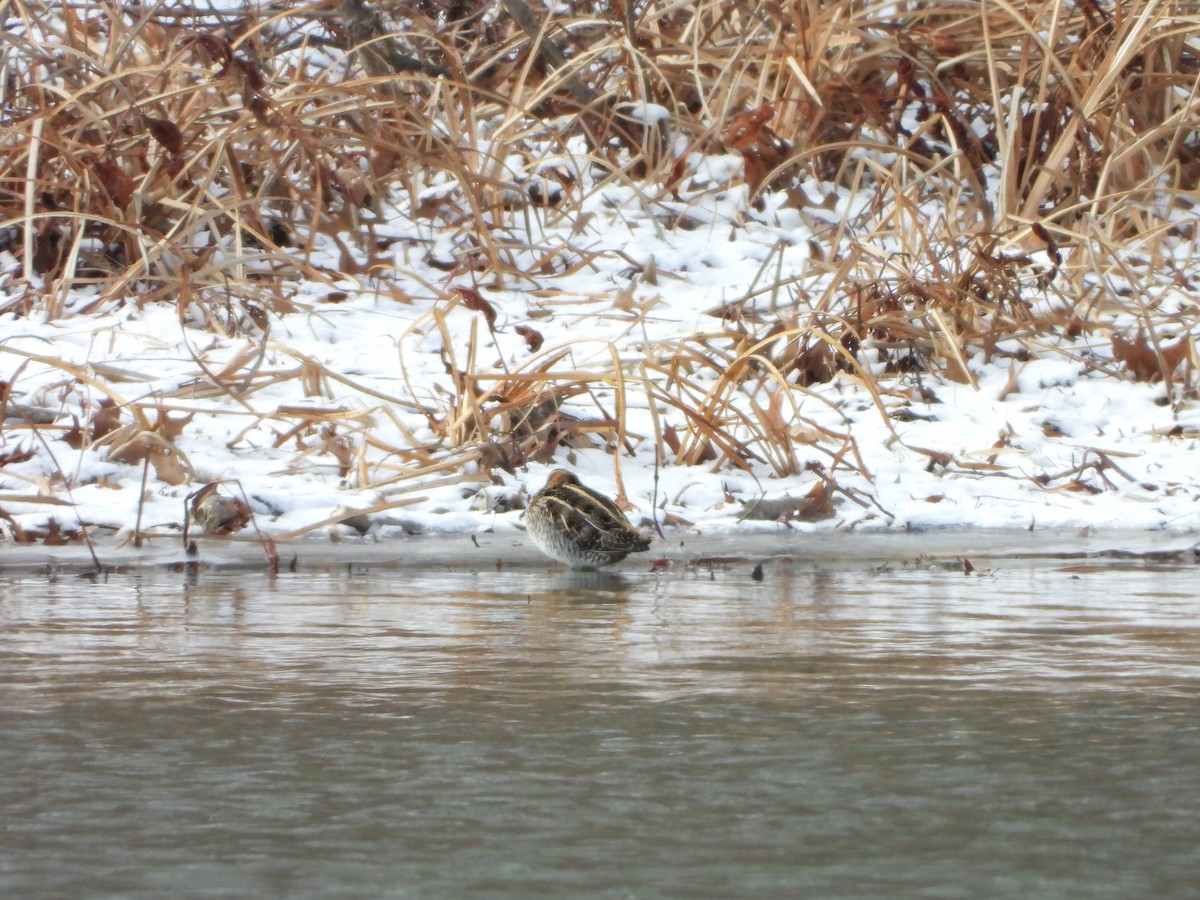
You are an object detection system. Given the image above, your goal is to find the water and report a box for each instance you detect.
[2,555,1200,898]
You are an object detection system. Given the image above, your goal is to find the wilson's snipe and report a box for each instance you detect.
[526,469,651,569]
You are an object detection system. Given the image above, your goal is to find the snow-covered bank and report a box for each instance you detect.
[3,180,1199,549]
[4,1,1200,557]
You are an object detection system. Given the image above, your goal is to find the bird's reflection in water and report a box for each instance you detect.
[522,567,651,605]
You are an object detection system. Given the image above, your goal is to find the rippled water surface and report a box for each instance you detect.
[3,556,1200,898]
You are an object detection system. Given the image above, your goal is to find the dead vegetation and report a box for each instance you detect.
[1,0,1199,540]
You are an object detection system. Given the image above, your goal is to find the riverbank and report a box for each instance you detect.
[2,526,1196,576]
[2,2,1199,557]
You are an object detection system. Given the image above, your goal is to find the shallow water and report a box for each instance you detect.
[2,558,1200,898]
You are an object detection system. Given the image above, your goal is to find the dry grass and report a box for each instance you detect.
[2,0,1199,535]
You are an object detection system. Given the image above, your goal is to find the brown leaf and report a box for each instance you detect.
[791,480,836,522]
[181,31,231,66]
[722,104,774,151]
[942,355,973,384]
[157,410,195,442]
[149,447,189,485]
[320,424,355,477]
[245,303,270,332]
[0,444,35,466]
[454,286,497,331]
[514,324,544,352]
[987,431,1012,466]
[661,512,693,528]
[611,284,637,312]
[665,149,691,194]
[1112,332,1191,382]
[741,137,789,194]
[32,224,64,275]
[662,424,681,455]
[1031,221,1061,268]
[91,399,122,441]
[94,155,134,207]
[247,94,276,125]
[706,301,766,325]
[721,103,795,194]
[144,115,183,155]
[106,431,191,485]
[691,438,718,464]
[741,483,836,522]
[61,417,86,449]
[786,342,838,386]
[39,519,84,545]
[43,519,69,545]
[0,504,28,541]
[226,56,266,94]
[996,361,1023,401]
[1111,332,1160,381]
[910,26,964,57]
[907,445,953,471]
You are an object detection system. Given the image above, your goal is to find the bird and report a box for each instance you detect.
[525,469,652,570]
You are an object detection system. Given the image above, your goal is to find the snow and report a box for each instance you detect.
[3,146,1200,553]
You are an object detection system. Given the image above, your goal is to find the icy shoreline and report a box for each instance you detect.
[4,153,1199,547]
[2,525,1196,576]
[4,287,1200,549]
[4,0,1200,566]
